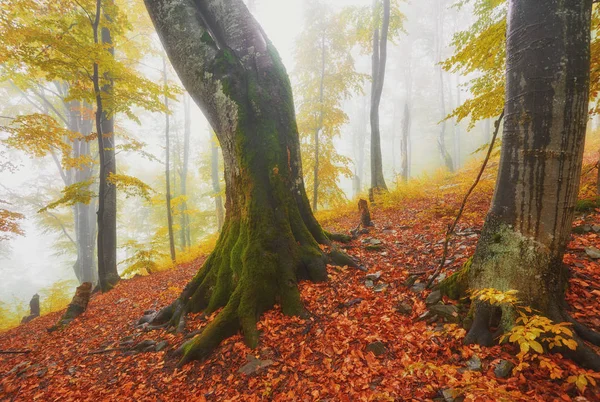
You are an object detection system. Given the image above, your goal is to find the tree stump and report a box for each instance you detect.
[48,282,92,331]
[21,294,40,324]
[359,199,373,228]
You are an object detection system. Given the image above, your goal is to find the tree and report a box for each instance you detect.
[434,0,454,172]
[370,0,391,194]
[179,94,192,249]
[92,0,120,291]
[210,134,225,231]
[294,0,362,210]
[440,0,600,370]
[143,0,349,365]
[162,55,176,262]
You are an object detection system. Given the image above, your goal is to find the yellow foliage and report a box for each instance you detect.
[38,179,95,212]
[39,279,77,314]
[107,173,153,201]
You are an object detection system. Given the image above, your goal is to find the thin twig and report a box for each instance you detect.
[0,350,32,354]
[425,111,505,289]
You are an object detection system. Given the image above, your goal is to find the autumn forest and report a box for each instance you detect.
[1,0,600,400]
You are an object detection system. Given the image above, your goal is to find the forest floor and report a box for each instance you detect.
[2,156,600,401]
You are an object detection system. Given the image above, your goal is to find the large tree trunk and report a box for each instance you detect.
[163,56,176,261]
[144,0,343,365]
[210,134,224,232]
[369,0,389,194]
[352,96,368,198]
[94,0,120,292]
[442,0,599,370]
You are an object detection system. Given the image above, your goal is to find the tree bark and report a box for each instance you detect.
[211,134,224,231]
[163,56,176,261]
[369,0,389,194]
[443,0,599,370]
[94,0,120,292]
[144,0,344,365]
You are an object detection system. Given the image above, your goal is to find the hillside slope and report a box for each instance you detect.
[2,160,600,401]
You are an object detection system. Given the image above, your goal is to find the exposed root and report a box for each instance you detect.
[326,231,352,243]
[464,302,494,347]
[328,247,358,269]
[567,315,600,346]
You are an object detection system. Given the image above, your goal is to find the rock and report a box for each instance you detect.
[143,309,156,315]
[494,360,514,378]
[403,275,418,287]
[429,304,459,322]
[238,354,273,375]
[142,345,156,353]
[340,298,363,308]
[417,311,434,321]
[382,229,396,234]
[593,225,600,233]
[466,355,482,371]
[585,247,600,259]
[155,341,168,352]
[366,341,386,356]
[395,302,413,316]
[67,366,77,375]
[441,388,464,402]
[373,283,388,293]
[365,279,375,288]
[119,339,135,347]
[357,265,368,272]
[365,271,382,281]
[134,339,157,351]
[410,283,427,293]
[369,238,382,245]
[36,367,48,378]
[365,244,383,251]
[425,290,442,306]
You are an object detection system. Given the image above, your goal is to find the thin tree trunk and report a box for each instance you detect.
[440,0,599,370]
[400,102,410,183]
[93,0,119,292]
[435,0,454,172]
[211,134,224,231]
[312,35,326,211]
[163,56,176,261]
[179,94,191,250]
[454,75,461,170]
[369,0,389,195]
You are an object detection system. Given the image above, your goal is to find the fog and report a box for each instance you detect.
[0,0,491,309]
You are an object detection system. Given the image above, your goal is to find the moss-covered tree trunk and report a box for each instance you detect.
[144,0,340,365]
[445,0,599,370]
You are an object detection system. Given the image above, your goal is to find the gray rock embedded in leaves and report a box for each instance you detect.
[238,354,273,375]
[466,355,482,371]
[156,341,168,352]
[585,246,600,259]
[395,302,413,316]
[373,283,388,293]
[441,388,464,402]
[425,290,442,306]
[429,304,459,322]
[365,271,382,281]
[410,283,427,293]
[365,279,375,288]
[366,341,386,356]
[494,360,515,378]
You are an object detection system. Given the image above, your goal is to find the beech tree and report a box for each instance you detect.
[144,0,350,364]
[439,0,600,370]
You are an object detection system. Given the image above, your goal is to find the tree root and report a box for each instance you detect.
[325,231,351,243]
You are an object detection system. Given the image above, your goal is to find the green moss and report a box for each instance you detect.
[575,198,598,212]
[436,257,472,300]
